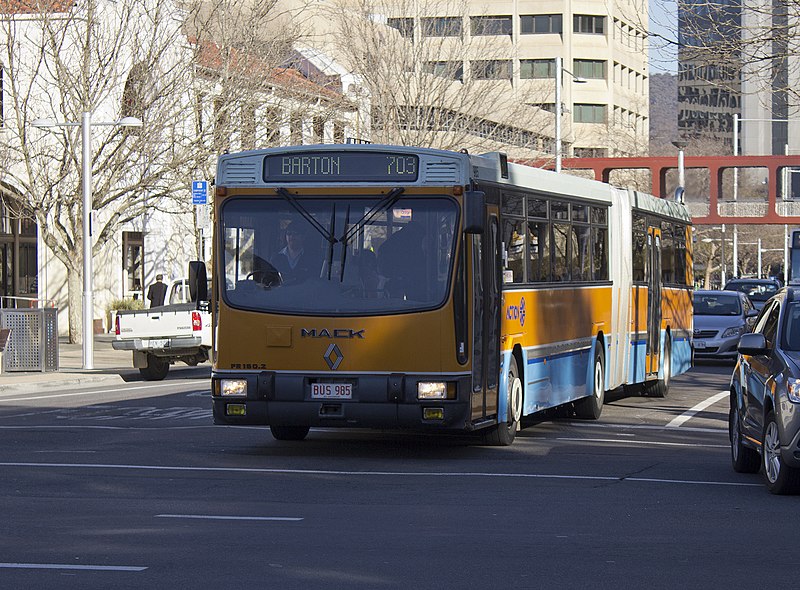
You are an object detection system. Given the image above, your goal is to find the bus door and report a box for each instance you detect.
[646,226,662,376]
[470,211,501,422]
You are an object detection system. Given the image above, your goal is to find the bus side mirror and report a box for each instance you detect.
[463,191,485,234]
[189,261,208,306]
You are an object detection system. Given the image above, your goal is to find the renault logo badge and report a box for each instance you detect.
[324,343,343,370]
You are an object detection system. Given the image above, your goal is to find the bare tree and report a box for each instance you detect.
[319,0,552,158]
[0,0,197,343]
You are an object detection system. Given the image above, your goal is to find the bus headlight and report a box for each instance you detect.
[220,378,247,397]
[788,379,800,404]
[417,382,448,400]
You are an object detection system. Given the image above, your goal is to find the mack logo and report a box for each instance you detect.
[301,328,365,339]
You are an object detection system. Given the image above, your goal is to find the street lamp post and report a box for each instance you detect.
[31,112,142,370]
[672,140,688,201]
[554,56,587,173]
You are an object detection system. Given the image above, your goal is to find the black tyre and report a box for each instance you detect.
[729,399,759,473]
[483,356,523,446]
[762,411,800,494]
[139,354,169,381]
[644,340,671,398]
[270,424,310,441]
[575,347,605,420]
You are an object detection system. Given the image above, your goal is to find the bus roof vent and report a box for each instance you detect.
[221,162,259,184]
[423,161,459,183]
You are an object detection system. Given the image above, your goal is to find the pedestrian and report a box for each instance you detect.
[147,274,167,307]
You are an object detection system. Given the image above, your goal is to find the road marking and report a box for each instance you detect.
[156,514,303,522]
[0,381,208,403]
[558,421,726,434]
[666,390,729,429]
[556,437,728,449]
[0,461,760,488]
[0,562,146,572]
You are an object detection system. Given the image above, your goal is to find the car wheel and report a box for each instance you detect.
[270,425,310,441]
[483,356,522,446]
[729,400,759,473]
[762,411,800,494]
[139,354,169,381]
[575,348,605,420]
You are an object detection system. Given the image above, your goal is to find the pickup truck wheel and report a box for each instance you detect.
[139,354,169,381]
[270,425,310,441]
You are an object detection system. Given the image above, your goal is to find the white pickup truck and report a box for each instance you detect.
[112,277,211,380]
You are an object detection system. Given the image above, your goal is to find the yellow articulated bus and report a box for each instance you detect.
[200,144,692,445]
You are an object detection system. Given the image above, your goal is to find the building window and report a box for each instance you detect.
[122,231,143,297]
[290,112,302,144]
[472,60,512,80]
[333,121,345,143]
[421,16,462,37]
[425,61,464,81]
[573,59,606,80]
[213,98,230,150]
[265,108,281,145]
[573,147,608,158]
[471,15,512,36]
[313,116,325,143]
[520,59,556,79]
[387,17,413,38]
[574,104,606,123]
[574,15,606,34]
[241,103,256,150]
[520,14,562,34]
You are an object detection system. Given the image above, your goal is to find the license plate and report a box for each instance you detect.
[694,340,706,349]
[311,383,353,399]
[147,339,168,349]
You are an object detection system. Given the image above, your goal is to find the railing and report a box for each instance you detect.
[0,296,56,309]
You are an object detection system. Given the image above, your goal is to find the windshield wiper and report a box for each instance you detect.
[338,187,405,246]
[276,188,336,244]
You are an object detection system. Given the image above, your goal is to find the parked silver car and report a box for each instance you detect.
[693,290,758,361]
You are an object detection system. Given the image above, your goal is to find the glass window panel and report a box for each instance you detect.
[572,225,591,281]
[501,192,524,216]
[592,227,608,280]
[552,202,569,220]
[503,218,526,283]
[572,204,588,223]
[553,223,569,281]
[632,215,646,282]
[527,198,547,219]
[591,206,607,225]
[527,220,550,282]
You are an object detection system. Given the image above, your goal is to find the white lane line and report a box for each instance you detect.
[666,390,729,429]
[156,514,303,522]
[0,461,758,487]
[627,477,759,487]
[556,437,728,449]
[558,422,726,434]
[0,563,146,572]
[0,381,208,403]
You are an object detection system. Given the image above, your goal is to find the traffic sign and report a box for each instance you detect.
[192,180,208,205]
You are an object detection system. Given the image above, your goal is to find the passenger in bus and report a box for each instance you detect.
[270,221,315,285]
[377,221,426,299]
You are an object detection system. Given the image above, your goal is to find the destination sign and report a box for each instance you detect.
[263,152,419,183]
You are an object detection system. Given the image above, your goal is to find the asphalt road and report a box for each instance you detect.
[0,362,797,589]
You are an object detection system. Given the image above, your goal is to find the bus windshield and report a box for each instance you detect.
[220,195,458,315]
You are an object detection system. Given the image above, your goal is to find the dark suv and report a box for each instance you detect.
[724,277,782,310]
[730,286,800,493]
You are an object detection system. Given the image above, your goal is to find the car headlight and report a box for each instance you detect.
[220,378,247,397]
[721,326,745,338]
[788,379,800,404]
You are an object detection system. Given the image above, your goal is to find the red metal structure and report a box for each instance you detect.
[557,155,800,225]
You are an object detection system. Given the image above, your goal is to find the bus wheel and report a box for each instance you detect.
[270,424,310,441]
[139,354,169,381]
[575,348,605,420]
[483,356,522,446]
[645,340,671,398]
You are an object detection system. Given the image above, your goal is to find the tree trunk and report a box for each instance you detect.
[67,264,83,345]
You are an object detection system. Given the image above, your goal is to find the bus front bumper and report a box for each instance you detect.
[211,371,475,431]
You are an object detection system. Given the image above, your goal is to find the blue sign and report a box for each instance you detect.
[192,180,208,205]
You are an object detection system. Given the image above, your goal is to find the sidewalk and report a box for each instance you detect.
[0,333,209,395]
